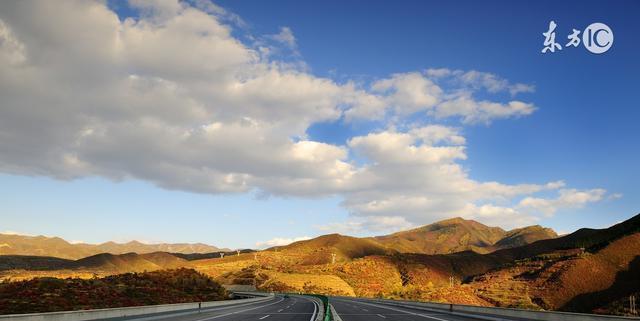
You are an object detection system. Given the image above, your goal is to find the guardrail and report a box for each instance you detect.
[304,294,330,321]
[0,292,274,321]
[358,297,639,321]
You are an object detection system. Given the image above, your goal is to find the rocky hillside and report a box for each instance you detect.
[373,217,557,254]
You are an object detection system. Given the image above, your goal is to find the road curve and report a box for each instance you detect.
[105,295,318,321]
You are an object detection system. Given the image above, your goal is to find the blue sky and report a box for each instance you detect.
[0,0,638,249]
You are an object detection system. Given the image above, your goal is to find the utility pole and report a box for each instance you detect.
[631,295,637,315]
[331,253,337,264]
[219,252,224,259]
[449,276,454,288]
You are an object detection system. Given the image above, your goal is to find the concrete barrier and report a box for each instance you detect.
[0,294,274,321]
[329,304,342,321]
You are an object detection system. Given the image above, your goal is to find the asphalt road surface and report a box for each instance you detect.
[106,295,318,321]
[331,297,503,321]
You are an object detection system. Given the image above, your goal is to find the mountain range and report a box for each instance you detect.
[371,217,557,254]
[0,218,556,260]
[0,234,228,260]
[1,214,638,316]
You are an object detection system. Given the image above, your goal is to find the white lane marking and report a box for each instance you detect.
[362,308,369,311]
[295,295,318,321]
[377,314,386,318]
[309,298,318,321]
[259,315,270,320]
[333,299,452,321]
[194,297,285,321]
[277,309,283,312]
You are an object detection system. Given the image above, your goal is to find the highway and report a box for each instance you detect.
[107,295,318,321]
[331,297,507,321]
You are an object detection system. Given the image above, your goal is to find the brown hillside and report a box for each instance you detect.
[274,234,393,264]
[467,232,640,315]
[492,225,558,250]
[373,217,555,255]
[74,253,163,273]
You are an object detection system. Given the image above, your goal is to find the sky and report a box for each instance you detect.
[0,0,638,249]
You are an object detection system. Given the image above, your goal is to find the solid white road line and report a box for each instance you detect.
[309,297,318,321]
[377,314,386,318]
[259,315,270,320]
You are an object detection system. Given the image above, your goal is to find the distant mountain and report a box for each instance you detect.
[0,251,191,273]
[74,252,190,273]
[172,249,255,261]
[94,241,227,257]
[372,217,557,254]
[272,233,393,264]
[492,225,558,250]
[0,234,227,260]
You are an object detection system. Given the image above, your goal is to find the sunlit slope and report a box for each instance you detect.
[373,217,557,254]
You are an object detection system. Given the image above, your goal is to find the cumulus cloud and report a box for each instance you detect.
[0,0,614,233]
[255,236,311,248]
[518,188,607,216]
[345,70,536,124]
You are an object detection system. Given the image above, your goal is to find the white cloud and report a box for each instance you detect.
[317,216,414,235]
[255,236,311,248]
[371,72,442,116]
[518,188,607,217]
[435,95,536,124]
[0,1,615,234]
[269,26,296,48]
[426,68,535,96]
[1,231,32,236]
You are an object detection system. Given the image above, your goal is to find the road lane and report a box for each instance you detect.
[331,297,492,321]
[213,296,317,321]
[112,295,318,321]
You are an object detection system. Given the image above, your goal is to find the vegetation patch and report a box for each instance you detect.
[0,268,228,315]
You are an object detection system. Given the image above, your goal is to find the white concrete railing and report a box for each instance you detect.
[0,293,274,321]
